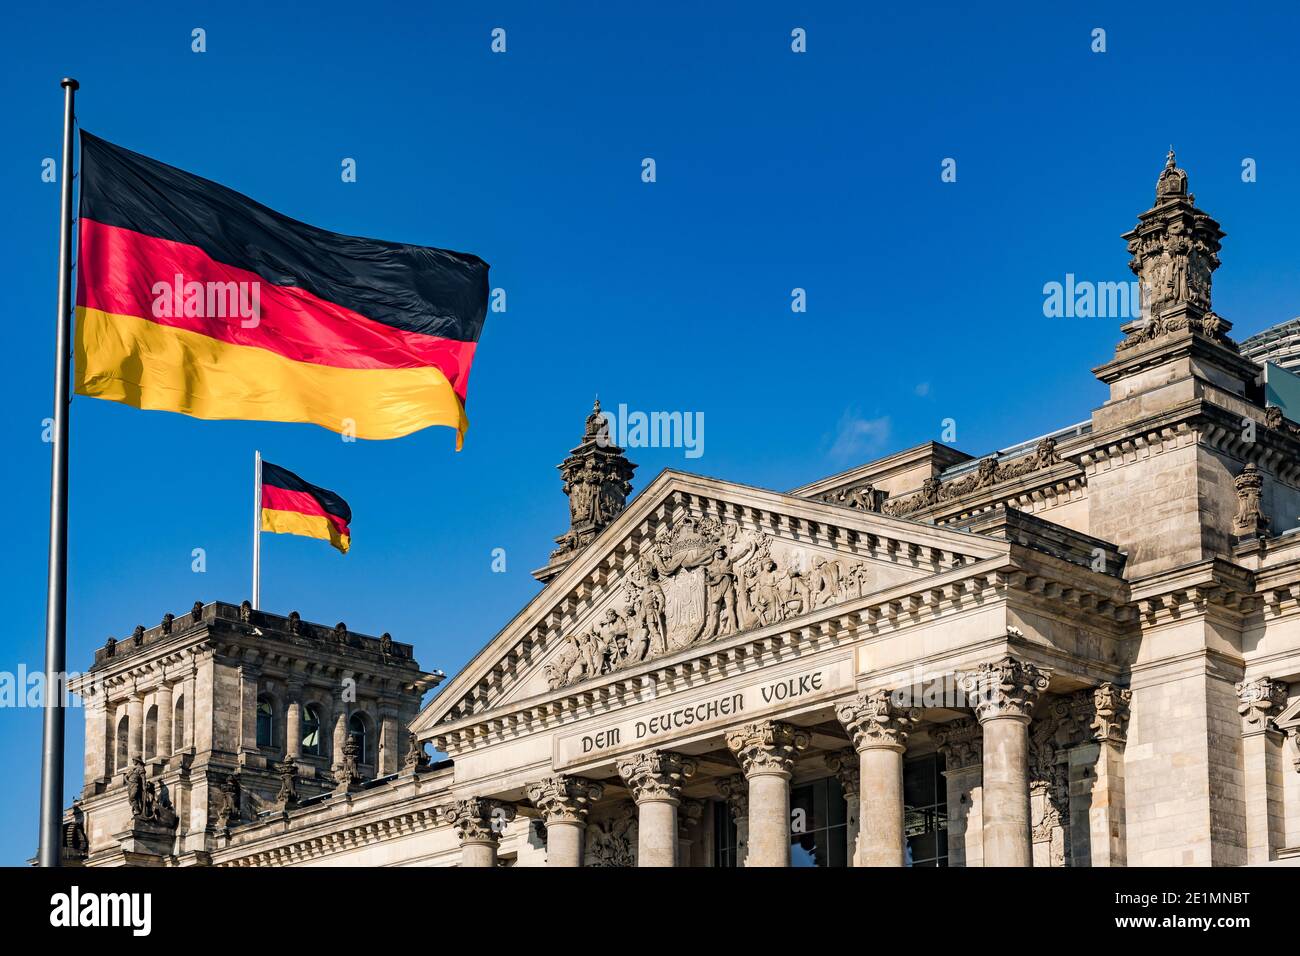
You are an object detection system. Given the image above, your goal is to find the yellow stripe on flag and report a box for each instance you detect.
[261,508,350,553]
[75,306,469,446]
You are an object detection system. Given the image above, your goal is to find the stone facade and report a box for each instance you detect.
[65,153,1300,867]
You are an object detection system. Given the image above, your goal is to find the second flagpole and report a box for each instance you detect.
[252,450,262,609]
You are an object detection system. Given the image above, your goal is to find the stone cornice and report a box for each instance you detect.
[789,441,973,499]
[932,475,1087,528]
[891,460,1086,525]
[211,769,455,866]
[1092,324,1259,388]
[216,805,444,867]
[72,602,432,704]
[1126,558,1259,625]
[427,553,1133,756]
[1081,399,1300,485]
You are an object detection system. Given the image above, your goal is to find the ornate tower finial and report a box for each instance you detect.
[1116,149,1232,351]
[532,400,637,584]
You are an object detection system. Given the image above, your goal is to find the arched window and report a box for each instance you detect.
[144,705,158,760]
[115,714,129,774]
[172,695,185,753]
[349,712,370,765]
[256,697,274,748]
[301,704,323,756]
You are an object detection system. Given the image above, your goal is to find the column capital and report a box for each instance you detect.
[618,750,696,804]
[678,798,706,840]
[933,718,983,770]
[961,656,1050,722]
[526,775,604,824]
[1089,682,1133,745]
[716,774,749,818]
[1237,676,1288,731]
[441,797,515,846]
[824,749,860,797]
[835,690,918,752]
[726,720,810,778]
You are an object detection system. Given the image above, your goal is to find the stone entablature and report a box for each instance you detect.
[790,441,973,510]
[1126,558,1260,626]
[884,437,1069,518]
[1081,401,1300,489]
[426,548,1132,760]
[879,440,1094,530]
[213,770,455,867]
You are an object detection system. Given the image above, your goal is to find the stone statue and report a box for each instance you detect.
[701,547,739,640]
[1233,463,1269,537]
[811,557,844,609]
[403,732,430,771]
[125,757,147,818]
[276,756,299,808]
[151,780,179,829]
[215,773,242,829]
[336,736,361,791]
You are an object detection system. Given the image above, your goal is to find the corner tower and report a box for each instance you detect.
[1088,150,1271,575]
[66,601,437,866]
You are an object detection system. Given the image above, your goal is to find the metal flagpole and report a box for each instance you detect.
[253,450,262,609]
[38,77,79,868]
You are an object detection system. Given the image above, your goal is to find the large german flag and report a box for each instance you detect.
[74,132,489,447]
[261,462,351,553]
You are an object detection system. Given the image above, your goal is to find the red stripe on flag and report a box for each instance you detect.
[261,485,351,535]
[77,218,476,401]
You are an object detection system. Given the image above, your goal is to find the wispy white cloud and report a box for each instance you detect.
[827,410,892,463]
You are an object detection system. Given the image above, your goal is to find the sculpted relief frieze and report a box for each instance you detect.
[543,515,887,691]
[884,438,1062,518]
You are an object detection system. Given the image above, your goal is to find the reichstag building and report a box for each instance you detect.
[62,153,1300,867]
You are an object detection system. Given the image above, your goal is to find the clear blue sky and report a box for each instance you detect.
[3,1,1298,864]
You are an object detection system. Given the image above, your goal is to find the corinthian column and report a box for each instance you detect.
[1237,677,1289,865]
[284,687,302,760]
[825,750,861,866]
[961,656,1049,867]
[726,721,809,867]
[716,775,750,866]
[933,718,983,867]
[441,797,516,867]
[527,775,604,867]
[836,691,917,867]
[154,682,173,763]
[618,750,696,867]
[127,692,144,762]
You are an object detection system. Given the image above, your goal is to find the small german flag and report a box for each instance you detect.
[74,132,489,447]
[261,462,352,553]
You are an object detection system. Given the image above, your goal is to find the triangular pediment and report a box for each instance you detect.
[411,469,1009,737]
